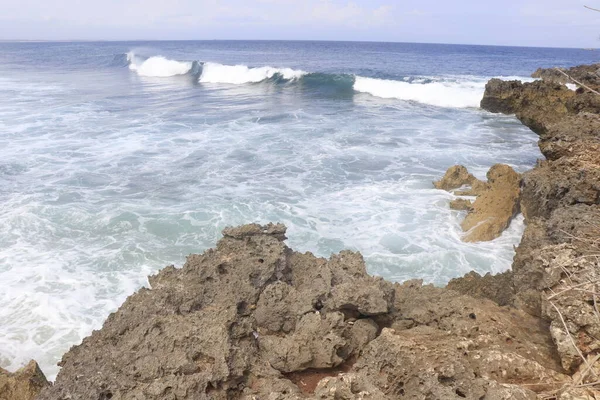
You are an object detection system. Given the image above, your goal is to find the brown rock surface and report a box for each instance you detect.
[461,164,521,242]
[449,198,473,211]
[481,69,600,383]
[433,165,483,191]
[38,224,568,400]
[480,79,574,135]
[447,270,514,306]
[532,64,600,92]
[436,164,521,242]
[0,360,50,400]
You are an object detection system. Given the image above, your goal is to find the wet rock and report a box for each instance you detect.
[449,198,473,211]
[436,164,521,242]
[461,164,521,242]
[433,165,487,193]
[0,360,50,400]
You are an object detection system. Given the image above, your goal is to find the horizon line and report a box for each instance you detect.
[0,38,596,51]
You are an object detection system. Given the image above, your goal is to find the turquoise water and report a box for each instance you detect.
[0,41,596,378]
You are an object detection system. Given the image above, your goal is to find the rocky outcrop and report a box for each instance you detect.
[0,361,49,400]
[532,64,600,91]
[461,164,521,242]
[433,165,486,192]
[481,72,600,386]
[435,164,521,242]
[447,270,514,307]
[480,79,575,136]
[39,224,569,400]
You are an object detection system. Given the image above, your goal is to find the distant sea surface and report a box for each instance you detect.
[0,40,597,379]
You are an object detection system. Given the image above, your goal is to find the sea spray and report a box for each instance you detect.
[199,62,306,84]
[128,53,193,77]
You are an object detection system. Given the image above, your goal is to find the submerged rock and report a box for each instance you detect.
[0,360,49,400]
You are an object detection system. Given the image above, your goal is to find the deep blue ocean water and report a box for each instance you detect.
[0,40,598,378]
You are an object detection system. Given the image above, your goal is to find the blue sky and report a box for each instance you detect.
[1,0,600,47]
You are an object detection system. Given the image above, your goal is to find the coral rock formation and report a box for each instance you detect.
[435,164,521,242]
[39,224,568,400]
[480,67,600,391]
[461,164,521,243]
[0,360,49,400]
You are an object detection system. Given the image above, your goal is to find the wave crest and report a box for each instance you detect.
[199,62,306,84]
[122,53,534,109]
[353,76,485,108]
[127,53,193,77]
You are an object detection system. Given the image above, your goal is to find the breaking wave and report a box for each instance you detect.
[123,52,529,109]
[199,62,306,84]
[127,52,195,77]
[353,76,485,108]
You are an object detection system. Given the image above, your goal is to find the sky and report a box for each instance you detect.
[1,0,600,48]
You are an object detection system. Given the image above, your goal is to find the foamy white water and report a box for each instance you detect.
[128,53,193,77]
[0,41,561,381]
[199,62,306,84]
[353,76,485,108]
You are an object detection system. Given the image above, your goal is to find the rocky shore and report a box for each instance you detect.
[3,64,600,399]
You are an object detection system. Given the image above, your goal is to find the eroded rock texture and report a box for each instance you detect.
[0,360,49,400]
[480,69,600,391]
[38,224,567,400]
[435,164,521,242]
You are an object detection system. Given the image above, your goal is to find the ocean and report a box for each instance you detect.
[0,40,597,379]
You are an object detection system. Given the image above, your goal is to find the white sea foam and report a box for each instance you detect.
[353,76,486,108]
[0,60,541,381]
[199,62,306,84]
[128,53,193,77]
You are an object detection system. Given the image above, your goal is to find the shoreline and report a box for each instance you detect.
[3,63,600,399]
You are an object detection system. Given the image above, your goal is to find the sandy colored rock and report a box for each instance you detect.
[449,198,473,211]
[461,164,521,242]
[435,164,519,242]
[454,179,489,196]
[0,360,50,400]
[433,165,487,193]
